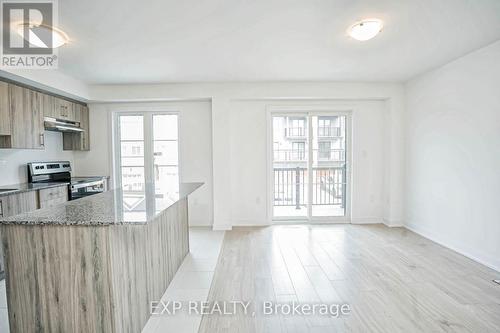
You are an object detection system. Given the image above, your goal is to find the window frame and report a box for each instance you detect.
[113,111,180,191]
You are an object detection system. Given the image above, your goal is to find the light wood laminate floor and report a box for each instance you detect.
[199,224,500,333]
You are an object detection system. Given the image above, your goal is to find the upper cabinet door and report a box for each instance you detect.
[0,82,10,136]
[42,95,77,123]
[8,84,45,149]
[80,105,90,150]
[62,104,90,151]
[42,94,57,118]
[31,91,45,149]
[54,98,75,121]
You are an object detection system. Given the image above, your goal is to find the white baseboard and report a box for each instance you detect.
[405,224,500,273]
[351,217,383,224]
[383,219,404,227]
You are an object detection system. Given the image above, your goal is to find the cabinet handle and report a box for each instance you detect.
[40,134,45,146]
[0,200,3,217]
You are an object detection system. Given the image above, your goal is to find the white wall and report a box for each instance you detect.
[89,82,405,229]
[0,131,75,185]
[74,101,214,226]
[405,40,500,271]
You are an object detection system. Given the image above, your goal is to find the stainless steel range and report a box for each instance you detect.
[28,161,107,200]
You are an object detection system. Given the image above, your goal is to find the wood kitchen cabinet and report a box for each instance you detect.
[80,105,90,150]
[54,98,75,121]
[0,84,45,149]
[63,104,90,151]
[0,79,89,150]
[43,94,78,122]
[41,93,57,118]
[0,191,39,218]
[39,186,68,209]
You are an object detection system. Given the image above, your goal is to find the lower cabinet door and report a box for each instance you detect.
[39,186,68,209]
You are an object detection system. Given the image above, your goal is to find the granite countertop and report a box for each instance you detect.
[0,182,203,226]
[0,182,69,197]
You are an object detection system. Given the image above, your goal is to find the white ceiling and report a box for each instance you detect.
[57,0,500,84]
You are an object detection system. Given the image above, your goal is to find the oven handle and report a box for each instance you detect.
[71,180,104,190]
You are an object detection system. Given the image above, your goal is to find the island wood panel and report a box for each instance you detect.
[0,81,10,135]
[109,198,189,333]
[1,197,189,333]
[1,225,114,333]
[0,191,39,279]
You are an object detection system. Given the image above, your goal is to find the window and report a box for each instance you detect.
[115,113,179,204]
[318,116,340,137]
[318,141,331,160]
[291,141,305,161]
[288,117,306,137]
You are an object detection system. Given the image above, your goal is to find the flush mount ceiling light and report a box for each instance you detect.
[348,19,383,41]
[15,23,69,48]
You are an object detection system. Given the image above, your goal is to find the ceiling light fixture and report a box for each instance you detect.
[15,23,69,48]
[348,19,383,41]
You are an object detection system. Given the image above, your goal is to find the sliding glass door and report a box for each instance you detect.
[271,112,350,221]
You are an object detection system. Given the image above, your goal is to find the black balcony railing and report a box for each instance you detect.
[273,166,346,208]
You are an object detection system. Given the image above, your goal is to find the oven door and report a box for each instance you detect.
[70,180,105,200]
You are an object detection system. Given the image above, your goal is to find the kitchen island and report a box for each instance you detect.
[0,182,202,333]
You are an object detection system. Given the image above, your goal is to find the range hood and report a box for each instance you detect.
[44,117,84,133]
